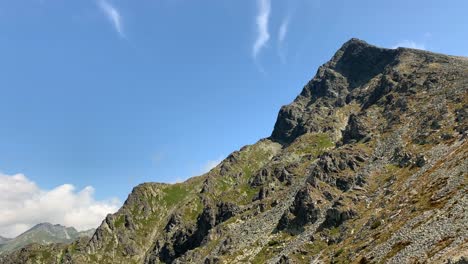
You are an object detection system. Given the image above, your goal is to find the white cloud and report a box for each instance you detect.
[278,17,289,44]
[0,173,120,238]
[253,0,271,58]
[97,0,124,38]
[392,40,426,50]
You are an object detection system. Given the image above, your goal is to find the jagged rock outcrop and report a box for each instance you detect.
[2,39,467,264]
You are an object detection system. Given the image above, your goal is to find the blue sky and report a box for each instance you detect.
[0,0,466,235]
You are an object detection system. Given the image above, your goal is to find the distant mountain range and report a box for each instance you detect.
[0,223,94,254]
[0,236,11,245]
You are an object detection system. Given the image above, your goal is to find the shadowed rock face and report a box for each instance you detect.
[333,39,397,89]
[1,39,467,264]
[270,38,398,144]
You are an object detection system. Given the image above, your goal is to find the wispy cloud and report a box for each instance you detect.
[277,16,290,62]
[0,172,120,237]
[278,17,289,44]
[253,0,271,59]
[97,0,124,38]
[392,40,426,50]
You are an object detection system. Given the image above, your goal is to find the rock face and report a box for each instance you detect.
[0,223,95,255]
[1,39,467,264]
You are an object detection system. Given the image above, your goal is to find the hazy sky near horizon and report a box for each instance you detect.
[0,0,467,236]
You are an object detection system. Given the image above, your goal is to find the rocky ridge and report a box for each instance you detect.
[1,39,467,264]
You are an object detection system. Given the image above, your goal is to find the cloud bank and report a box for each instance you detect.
[0,173,120,238]
[97,0,124,37]
[253,0,271,58]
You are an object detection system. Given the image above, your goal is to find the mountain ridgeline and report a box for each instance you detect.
[0,223,94,255]
[2,39,467,264]
[0,236,12,245]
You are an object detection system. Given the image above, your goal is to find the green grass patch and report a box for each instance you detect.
[114,215,125,228]
[290,133,334,157]
[329,227,341,237]
[162,184,190,206]
[303,240,327,256]
[182,196,203,222]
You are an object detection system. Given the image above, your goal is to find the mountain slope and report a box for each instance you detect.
[1,39,467,264]
[0,223,95,255]
[0,236,11,245]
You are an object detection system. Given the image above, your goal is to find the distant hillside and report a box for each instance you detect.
[0,236,11,244]
[0,223,94,255]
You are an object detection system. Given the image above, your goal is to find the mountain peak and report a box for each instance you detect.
[340,37,372,48]
[31,222,55,228]
[271,39,401,144]
[29,223,75,232]
[333,38,387,61]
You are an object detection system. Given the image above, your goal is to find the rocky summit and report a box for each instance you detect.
[1,39,467,264]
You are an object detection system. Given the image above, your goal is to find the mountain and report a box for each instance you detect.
[1,39,467,264]
[0,223,95,255]
[0,236,11,244]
